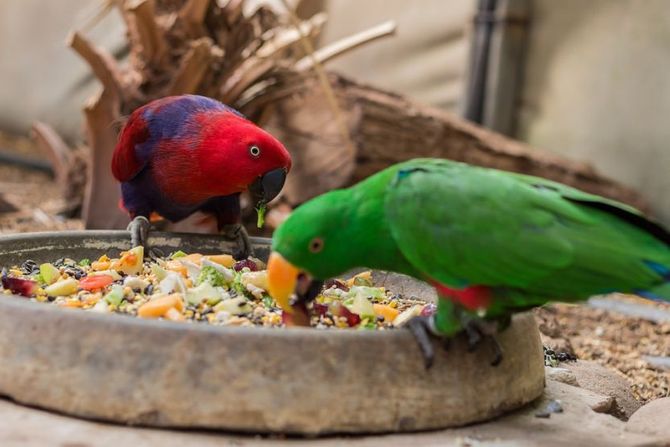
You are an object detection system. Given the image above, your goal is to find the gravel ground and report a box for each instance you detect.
[535,299,670,403]
[0,132,82,233]
[1,130,668,403]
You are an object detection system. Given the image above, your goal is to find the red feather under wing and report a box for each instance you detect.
[111,111,151,182]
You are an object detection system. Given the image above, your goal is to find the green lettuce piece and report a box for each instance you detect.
[170,250,187,259]
[104,285,124,307]
[197,265,228,287]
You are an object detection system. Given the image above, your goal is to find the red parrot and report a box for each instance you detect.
[111,94,291,257]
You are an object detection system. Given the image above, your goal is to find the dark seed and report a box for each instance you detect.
[64,267,85,280]
[21,260,39,275]
[144,284,154,295]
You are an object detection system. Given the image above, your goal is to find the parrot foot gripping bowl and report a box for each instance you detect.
[0,231,545,435]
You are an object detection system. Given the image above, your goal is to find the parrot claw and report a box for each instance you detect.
[406,316,438,369]
[220,224,252,260]
[127,216,151,254]
[463,319,503,367]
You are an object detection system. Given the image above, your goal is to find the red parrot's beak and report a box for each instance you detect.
[249,168,287,207]
[267,252,321,327]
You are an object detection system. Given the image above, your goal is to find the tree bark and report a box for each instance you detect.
[262,74,648,212]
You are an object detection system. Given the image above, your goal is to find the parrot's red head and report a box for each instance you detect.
[197,112,292,205]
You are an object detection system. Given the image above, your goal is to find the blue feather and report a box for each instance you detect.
[643,260,670,279]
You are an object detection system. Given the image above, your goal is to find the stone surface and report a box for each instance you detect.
[545,367,579,386]
[626,397,670,439]
[0,380,663,447]
[563,360,641,419]
[0,231,545,435]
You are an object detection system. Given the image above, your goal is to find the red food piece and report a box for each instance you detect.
[78,275,114,291]
[341,306,361,327]
[329,301,361,327]
[324,279,349,292]
[233,259,258,272]
[312,302,329,316]
[2,276,38,297]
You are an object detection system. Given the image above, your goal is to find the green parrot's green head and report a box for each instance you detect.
[268,183,392,326]
[267,165,406,325]
[273,189,359,277]
[267,189,361,322]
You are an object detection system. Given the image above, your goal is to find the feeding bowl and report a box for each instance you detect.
[0,231,545,435]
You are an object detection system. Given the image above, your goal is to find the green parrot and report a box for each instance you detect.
[266,158,670,367]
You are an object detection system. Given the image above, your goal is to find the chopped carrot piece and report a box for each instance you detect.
[91,261,111,271]
[206,254,235,268]
[373,303,400,323]
[137,294,184,318]
[165,260,188,277]
[346,271,372,287]
[60,300,84,308]
[182,253,203,265]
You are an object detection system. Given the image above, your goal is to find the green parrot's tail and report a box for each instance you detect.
[638,282,670,302]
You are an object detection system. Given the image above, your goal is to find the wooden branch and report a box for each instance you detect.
[68,32,125,101]
[220,13,327,102]
[178,0,210,27]
[124,0,168,66]
[82,90,129,229]
[255,12,327,59]
[220,59,276,104]
[295,21,396,71]
[0,195,18,214]
[31,122,71,187]
[168,38,219,95]
[263,73,649,213]
[222,0,244,25]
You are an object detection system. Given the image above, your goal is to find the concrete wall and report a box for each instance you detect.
[517,0,670,222]
[319,0,475,112]
[0,0,124,141]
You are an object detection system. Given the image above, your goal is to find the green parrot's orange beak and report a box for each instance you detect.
[267,252,300,314]
[267,252,319,327]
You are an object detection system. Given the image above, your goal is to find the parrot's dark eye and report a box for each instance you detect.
[249,145,261,158]
[308,237,324,253]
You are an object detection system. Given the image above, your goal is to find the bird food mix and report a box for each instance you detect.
[0,247,432,329]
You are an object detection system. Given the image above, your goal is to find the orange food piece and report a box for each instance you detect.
[84,294,102,305]
[114,252,136,270]
[165,260,188,277]
[79,274,114,291]
[137,294,184,318]
[373,303,400,323]
[182,253,203,265]
[91,261,111,271]
[206,254,235,268]
[346,271,372,287]
[60,300,84,308]
[164,307,185,322]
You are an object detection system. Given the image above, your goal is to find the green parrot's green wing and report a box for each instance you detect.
[384,159,670,301]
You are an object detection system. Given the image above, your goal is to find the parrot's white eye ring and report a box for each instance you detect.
[249,145,261,157]
[309,237,324,253]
